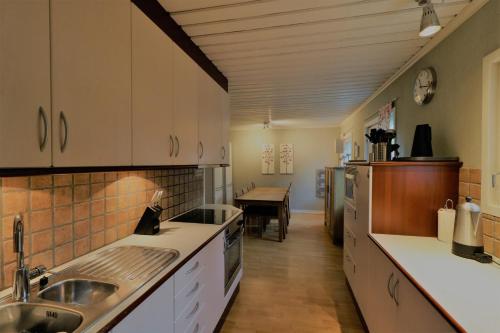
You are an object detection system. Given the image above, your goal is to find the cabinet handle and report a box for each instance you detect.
[387,273,394,298]
[59,111,68,152]
[169,135,174,157]
[186,301,199,319]
[221,146,226,160]
[186,281,200,297]
[186,261,199,274]
[193,323,200,333]
[198,141,204,159]
[393,279,400,306]
[38,106,48,151]
[174,136,180,157]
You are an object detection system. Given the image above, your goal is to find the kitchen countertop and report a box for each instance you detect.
[370,233,500,333]
[0,204,243,333]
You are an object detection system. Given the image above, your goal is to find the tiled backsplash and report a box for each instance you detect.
[0,168,203,290]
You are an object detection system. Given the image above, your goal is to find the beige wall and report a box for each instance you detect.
[341,0,500,168]
[231,127,340,211]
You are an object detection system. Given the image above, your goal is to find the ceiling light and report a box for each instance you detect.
[416,0,442,37]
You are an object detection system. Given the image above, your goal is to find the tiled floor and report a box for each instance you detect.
[220,213,365,333]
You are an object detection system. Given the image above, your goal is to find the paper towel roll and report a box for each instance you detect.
[438,205,456,243]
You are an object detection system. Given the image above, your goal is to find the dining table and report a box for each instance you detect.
[234,187,289,242]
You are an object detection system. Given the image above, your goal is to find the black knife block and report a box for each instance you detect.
[134,205,162,235]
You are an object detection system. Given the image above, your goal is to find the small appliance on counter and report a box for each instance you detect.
[134,190,164,235]
[411,124,433,157]
[438,199,456,243]
[365,128,400,161]
[452,197,492,263]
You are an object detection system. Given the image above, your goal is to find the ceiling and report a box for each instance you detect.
[159,0,470,129]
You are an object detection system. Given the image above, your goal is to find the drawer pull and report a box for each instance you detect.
[186,302,199,319]
[186,282,200,297]
[186,261,199,275]
[393,279,400,306]
[387,273,394,298]
[193,323,200,333]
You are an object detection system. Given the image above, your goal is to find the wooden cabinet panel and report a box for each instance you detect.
[0,0,51,167]
[131,4,174,166]
[111,278,174,333]
[51,0,132,167]
[371,162,460,236]
[198,70,223,165]
[172,45,199,165]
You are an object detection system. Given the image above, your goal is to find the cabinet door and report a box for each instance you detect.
[131,4,174,165]
[394,272,454,333]
[112,278,174,333]
[220,87,230,165]
[172,45,199,165]
[203,233,225,331]
[0,0,51,167]
[51,0,132,167]
[198,70,223,165]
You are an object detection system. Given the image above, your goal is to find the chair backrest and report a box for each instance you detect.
[288,182,292,192]
[234,192,238,198]
[251,182,256,189]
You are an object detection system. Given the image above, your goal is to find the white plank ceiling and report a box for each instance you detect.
[159,0,470,129]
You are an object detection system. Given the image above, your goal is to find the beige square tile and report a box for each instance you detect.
[118,195,129,210]
[4,262,19,287]
[31,175,52,189]
[54,187,72,207]
[2,177,29,191]
[91,173,105,184]
[31,209,52,232]
[54,174,73,187]
[105,172,117,182]
[54,206,72,226]
[91,232,105,250]
[470,169,481,184]
[54,225,73,246]
[74,202,90,221]
[105,213,117,229]
[458,182,470,197]
[470,184,481,200]
[117,223,128,239]
[495,222,500,240]
[31,189,52,210]
[105,198,117,213]
[91,183,105,199]
[483,217,494,237]
[118,180,129,194]
[31,250,53,270]
[105,228,117,245]
[2,214,30,240]
[91,199,105,217]
[484,236,494,254]
[75,237,90,257]
[3,237,29,264]
[74,173,90,185]
[105,182,118,197]
[74,219,90,240]
[74,185,90,203]
[118,210,128,225]
[91,216,105,233]
[2,191,29,216]
[31,230,53,254]
[55,243,73,266]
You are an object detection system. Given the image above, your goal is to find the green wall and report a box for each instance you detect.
[341,0,500,168]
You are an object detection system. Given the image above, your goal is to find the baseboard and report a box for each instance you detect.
[291,209,324,214]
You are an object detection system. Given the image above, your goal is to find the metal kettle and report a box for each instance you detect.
[452,197,492,263]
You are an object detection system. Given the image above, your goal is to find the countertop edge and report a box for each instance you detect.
[368,234,466,333]
[95,209,243,332]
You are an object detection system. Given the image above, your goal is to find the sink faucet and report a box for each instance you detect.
[12,214,30,302]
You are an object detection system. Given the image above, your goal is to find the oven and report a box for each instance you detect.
[224,218,243,295]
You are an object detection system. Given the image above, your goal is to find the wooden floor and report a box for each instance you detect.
[220,213,365,333]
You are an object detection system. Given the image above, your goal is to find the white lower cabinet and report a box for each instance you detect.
[113,233,226,333]
[111,278,174,333]
[358,241,454,333]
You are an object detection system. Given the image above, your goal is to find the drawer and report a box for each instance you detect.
[343,248,356,285]
[175,270,205,321]
[183,318,206,333]
[344,201,356,230]
[175,251,205,296]
[175,296,205,333]
[344,225,357,255]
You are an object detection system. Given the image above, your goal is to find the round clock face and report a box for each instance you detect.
[413,67,437,105]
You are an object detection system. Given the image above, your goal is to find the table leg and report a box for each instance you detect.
[278,205,283,242]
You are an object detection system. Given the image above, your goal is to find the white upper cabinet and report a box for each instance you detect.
[0,0,51,167]
[172,45,199,165]
[131,4,174,166]
[50,0,132,167]
[220,86,231,165]
[198,70,223,165]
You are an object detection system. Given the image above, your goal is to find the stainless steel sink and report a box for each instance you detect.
[0,246,180,333]
[0,303,83,333]
[38,279,118,305]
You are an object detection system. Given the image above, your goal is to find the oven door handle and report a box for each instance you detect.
[225,230,242,250]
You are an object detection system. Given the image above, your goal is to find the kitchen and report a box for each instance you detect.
[1,0,500,332]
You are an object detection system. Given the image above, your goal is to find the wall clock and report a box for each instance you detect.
[413,67,437,105]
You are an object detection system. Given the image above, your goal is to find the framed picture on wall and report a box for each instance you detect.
[279,144,294,174]
[316,169,325,198]
[261,144,275,174]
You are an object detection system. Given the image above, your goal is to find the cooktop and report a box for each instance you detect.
[169,208,237,225]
